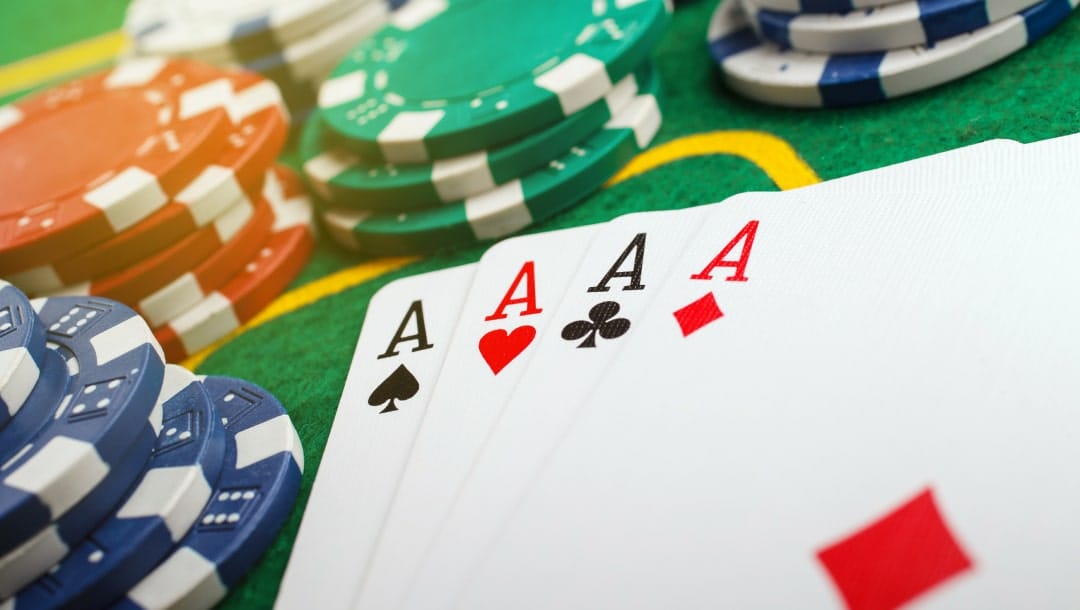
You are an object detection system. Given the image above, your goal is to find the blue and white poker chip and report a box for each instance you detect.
[0,280,48,431]
[745,0,897,15]
[0,297,165,597]
[0,343,70,462]
[114,376,303,610]
[742,0,1046,53]
[9,365,227,610]
[707,0,1079,107]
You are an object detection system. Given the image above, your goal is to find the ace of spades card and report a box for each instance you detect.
[450,138,1080,610]
[353,225,601,610]
[277,264,476,610]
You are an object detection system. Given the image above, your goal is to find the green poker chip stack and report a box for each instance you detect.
[303,0,671,255]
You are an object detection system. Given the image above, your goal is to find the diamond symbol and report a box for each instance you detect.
[672,292,723,337]
[816,488,974,610]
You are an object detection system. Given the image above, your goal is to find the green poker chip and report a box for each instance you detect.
[302,63,655,212]
[319,71,663,255]
[316,0,671,163]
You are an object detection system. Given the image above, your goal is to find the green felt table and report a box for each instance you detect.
[2,0,1079,607]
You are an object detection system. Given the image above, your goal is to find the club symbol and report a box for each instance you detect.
[561,301,631,348]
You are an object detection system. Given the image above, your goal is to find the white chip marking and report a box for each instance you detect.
[180,78,234,120]
[126,546,226,610]
[118,465,213,540]
[378,110,445,163]
[234,413,303,471]
[432,151,495,202]
[605,94,662,149]
[535,53,611,116]
[89,314,160,366]
[319,71,367,109]
[105,57,166,89]
[464,180,531,241]
[0,524,67,597]
[3,437,108,517]
[304,150,357,200]
[83,167,169,231]
[174,165,245,225]
[0,106,23,134]
[6,265,64,295]
[0,348,38,417]
[212,196,254,242]
[140,273,203,328]
[170,293,239,355]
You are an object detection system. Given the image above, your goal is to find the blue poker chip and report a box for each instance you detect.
[743,0,1047,54]
[0,297,166,597]
[10,365,227,610]
[0,280,48,431]
[707,0,1079,107]
[114,376,303,610]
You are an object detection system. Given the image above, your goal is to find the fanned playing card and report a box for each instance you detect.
[276,264,476,610]
[442,137,1080,609]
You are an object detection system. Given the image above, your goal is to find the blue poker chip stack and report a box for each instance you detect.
[705,0,1078,106]
[122,0,408,119]
[0,286,303,610]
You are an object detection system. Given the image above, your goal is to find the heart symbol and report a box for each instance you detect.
[478,326,536,375]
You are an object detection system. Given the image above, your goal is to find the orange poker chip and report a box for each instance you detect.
[0,58,236,272]
[155,165,315,362]
[9,70,290,293]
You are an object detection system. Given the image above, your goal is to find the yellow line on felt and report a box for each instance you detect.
[184,130,820,370]
[181,256,419,370]
[0,31,129,97]
[608,130,821,190]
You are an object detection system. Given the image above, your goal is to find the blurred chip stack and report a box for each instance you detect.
[0,58,314,362]
[123,0,404,118]
[706,0,1078,107]
[0,281,302,610]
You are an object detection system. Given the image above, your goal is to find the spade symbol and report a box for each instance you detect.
[561,301,631,348]
[368,364,419,414]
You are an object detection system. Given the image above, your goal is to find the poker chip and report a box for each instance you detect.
[138,169,280,328]
[302,65,651,212]
[0,297,166,596]
[0,58,236,273]
[7,73,288,295]
[746,0,899,13]
[113,376,303,610]
[317,0,671,163]
[320,84,663,255]
[0,280,47,430]
[155,166,315,362]
[125,0,367,63]
[45,192,260,307]
[6,366,226,610]
[244,1,389,113]
[743,0,1046,53]
[707,0,1079,107]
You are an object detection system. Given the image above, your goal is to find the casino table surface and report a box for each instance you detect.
[2,1,1079,607]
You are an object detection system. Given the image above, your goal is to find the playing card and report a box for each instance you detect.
[394,205,712,609]
[352,224,601,610]
[396,137,1029,609]
[448,136,1080,609]
[275,264,476,610]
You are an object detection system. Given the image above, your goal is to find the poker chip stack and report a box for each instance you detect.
[706,0,1078,107]
[301,0,672,256]
[0,57,315,363]
[123,0,405,118]
[0,280,302,610]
